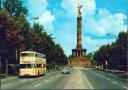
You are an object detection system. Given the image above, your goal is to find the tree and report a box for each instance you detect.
[16,15,31,50]
[0,11,25,74]
[93,31,128,71]
[0,0,2,10]
[0,11,25,52]
[86,53,93,59]
[3,0,28,19]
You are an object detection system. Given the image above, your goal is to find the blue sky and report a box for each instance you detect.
[22,0,128,56]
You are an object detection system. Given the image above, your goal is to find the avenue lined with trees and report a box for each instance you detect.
[0,0,67,75]
[0,0,127,75]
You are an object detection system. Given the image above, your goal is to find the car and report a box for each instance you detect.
[61,67,70,74]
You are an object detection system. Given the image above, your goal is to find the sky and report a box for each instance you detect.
[22,0,128,56]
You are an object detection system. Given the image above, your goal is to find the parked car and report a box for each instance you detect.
[61,67,70,74]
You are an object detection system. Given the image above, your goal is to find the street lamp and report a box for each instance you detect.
[0,56,1,74]
[106,33,118,39]
[105,33,118,70]
[29,17,39,21]
[4,50,8,77]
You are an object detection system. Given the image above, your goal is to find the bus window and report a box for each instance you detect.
[21,53,34,57]
[35,53,45,59]
[31,64,36,68]
[37,64,42,68]
[20,64,26,68]
[20,64,36,68]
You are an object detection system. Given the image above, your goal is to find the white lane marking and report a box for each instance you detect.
[111,81,118,84]
[2,83,13,87]
[106,78,119,85]
[106,78,111,80]
[123,85,128,89]
[33,83,41,87]
[81,71,93,89]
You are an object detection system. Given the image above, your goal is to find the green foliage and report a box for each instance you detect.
[3,0,28,19]
[0,11,25,74]
[86,53,93,59]
[0,11,25,52]
[0,0,1,10]
[93,31,128,71]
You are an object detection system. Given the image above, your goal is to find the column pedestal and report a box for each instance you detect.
[72,48,86,57]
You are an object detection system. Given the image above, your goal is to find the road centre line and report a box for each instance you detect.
[33,83,41,87]
[20,79,26,82]
[55,75,60,78]
[81,71,93,89]
[2,83,13,87]
[123,85,128,89]
[46,80,49,82]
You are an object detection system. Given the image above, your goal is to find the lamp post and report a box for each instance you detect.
[0,56,1,74]
[15,49,19,75]
[105,33,118,69]
[106,33,118,39]
[29,17,39,21]
[4,50,8,77]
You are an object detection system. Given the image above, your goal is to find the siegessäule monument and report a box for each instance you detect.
[69,4,91,67]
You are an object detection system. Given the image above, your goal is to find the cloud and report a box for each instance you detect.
[27,0,48,16]
[83,37,115,53]
[38,11,55,34]
[84,8,127,36]
[27,0,55,34]
[61,0,96,18]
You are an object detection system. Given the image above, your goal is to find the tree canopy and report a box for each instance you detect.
[93,31,128,71]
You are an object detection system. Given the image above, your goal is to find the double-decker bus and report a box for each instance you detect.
[19,51,46,77]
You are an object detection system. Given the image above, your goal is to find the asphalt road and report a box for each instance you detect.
[1,68,128,89]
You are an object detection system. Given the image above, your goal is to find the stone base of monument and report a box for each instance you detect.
[69,56,91,67]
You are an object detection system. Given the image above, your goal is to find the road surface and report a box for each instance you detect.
[1,68,128,89]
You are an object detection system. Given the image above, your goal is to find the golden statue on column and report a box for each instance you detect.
[69,3,91,67]
[78,3,82,15]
